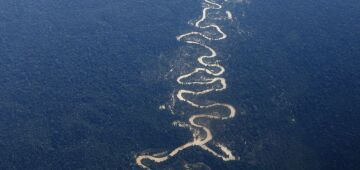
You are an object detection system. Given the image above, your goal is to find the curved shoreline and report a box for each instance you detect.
[136,1,237,169]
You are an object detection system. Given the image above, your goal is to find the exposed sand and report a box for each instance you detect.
[136,1,238,169]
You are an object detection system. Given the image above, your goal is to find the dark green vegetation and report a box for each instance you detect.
[0,0,197,169]
[223,0,360,169]
[0,0,359,169]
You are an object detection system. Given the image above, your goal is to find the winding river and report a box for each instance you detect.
[136,0,237,169]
